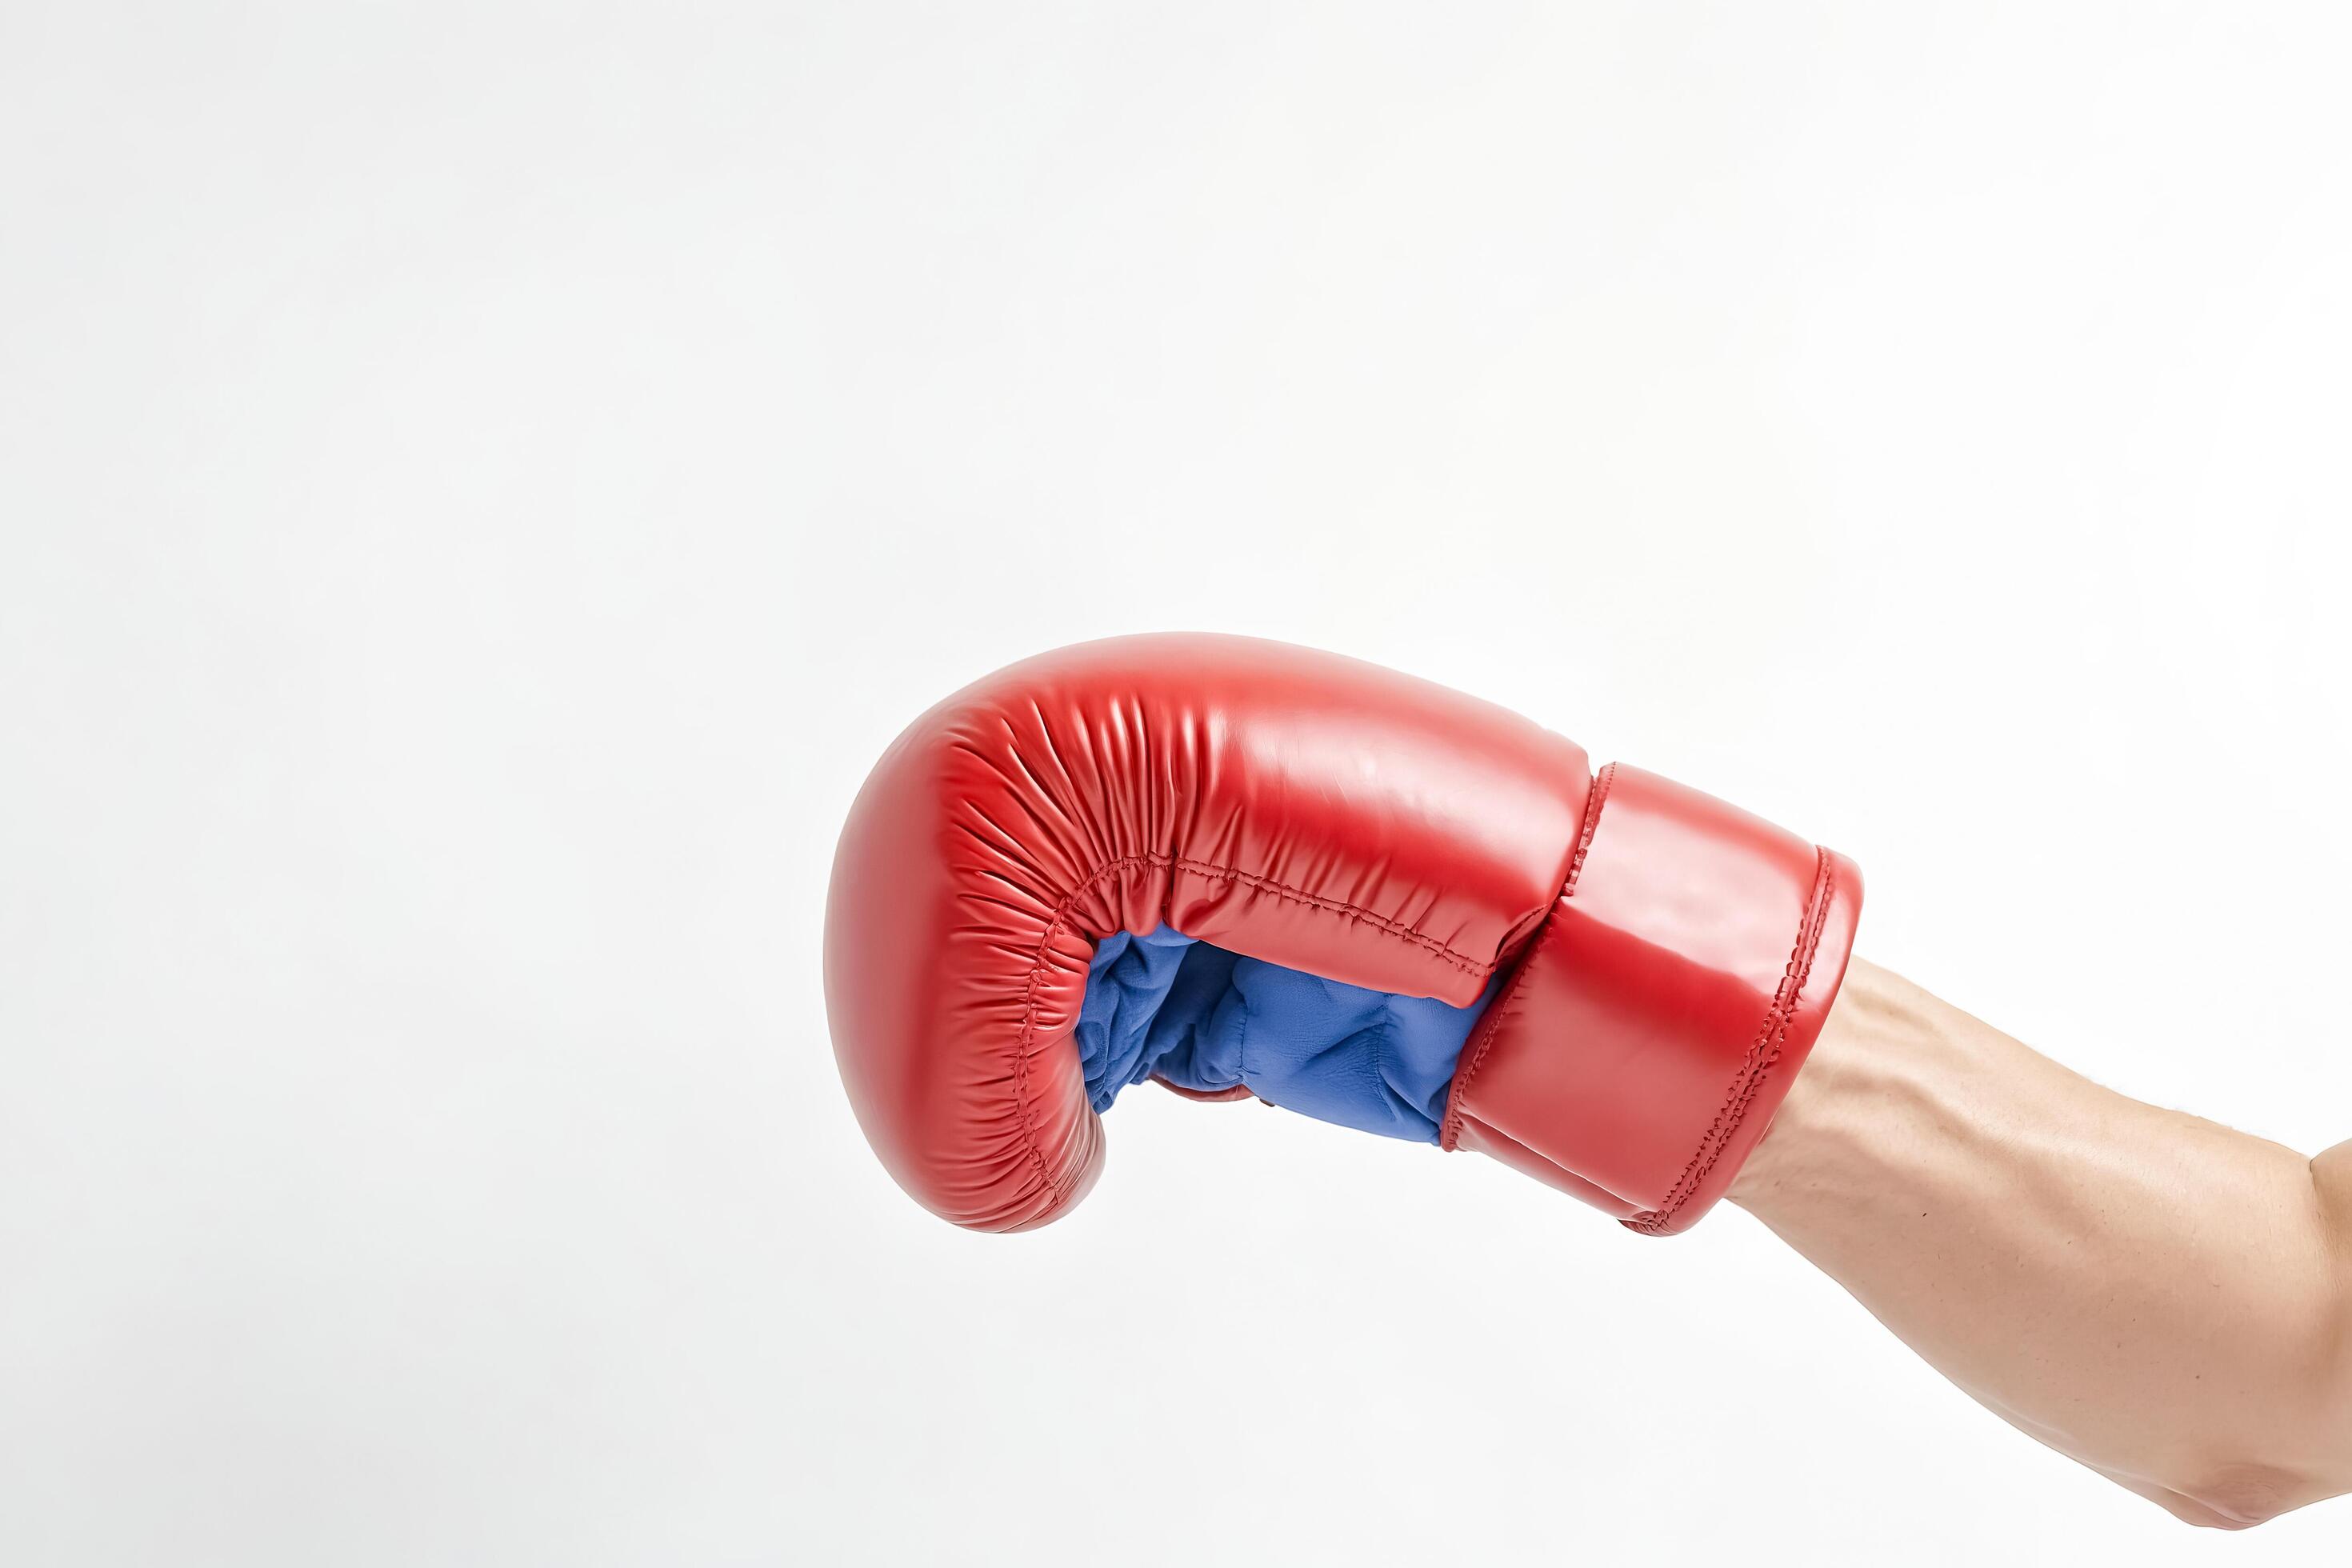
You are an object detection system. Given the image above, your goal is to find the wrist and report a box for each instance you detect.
[1726,957,1947,1214]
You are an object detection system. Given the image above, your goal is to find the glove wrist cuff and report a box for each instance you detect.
[1438,763,1862,1234]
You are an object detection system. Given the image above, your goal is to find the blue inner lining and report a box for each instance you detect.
[1073,926,1494,1142]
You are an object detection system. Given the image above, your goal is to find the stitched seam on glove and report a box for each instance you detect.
[1436,761,1613,1151]
[1624,844,1838,1234]
[1012,848,1512,1210]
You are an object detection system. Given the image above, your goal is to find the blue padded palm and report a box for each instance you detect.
[1074,926,1498,1142]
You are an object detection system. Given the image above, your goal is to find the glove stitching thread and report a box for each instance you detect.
[1622,845,1837,1234]
[1015,848,1503,1211]
[1436,762,1613,1151]
[1562,762,1614,895]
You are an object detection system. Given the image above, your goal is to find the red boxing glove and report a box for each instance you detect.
[823,634,1860,1234]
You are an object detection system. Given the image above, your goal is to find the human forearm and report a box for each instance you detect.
[1730,959,2352,1529]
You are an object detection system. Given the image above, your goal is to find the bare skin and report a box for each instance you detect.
[1730,959,2352,1529]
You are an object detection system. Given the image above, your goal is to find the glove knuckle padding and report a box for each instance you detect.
[822,634,1589,1231]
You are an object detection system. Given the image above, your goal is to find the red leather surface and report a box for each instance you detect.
[824,635,1862,1234]
[1439,765,1862,1233]
[822,634,1590,1231]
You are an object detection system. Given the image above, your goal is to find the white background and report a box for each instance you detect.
[6,3,2351,1563]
